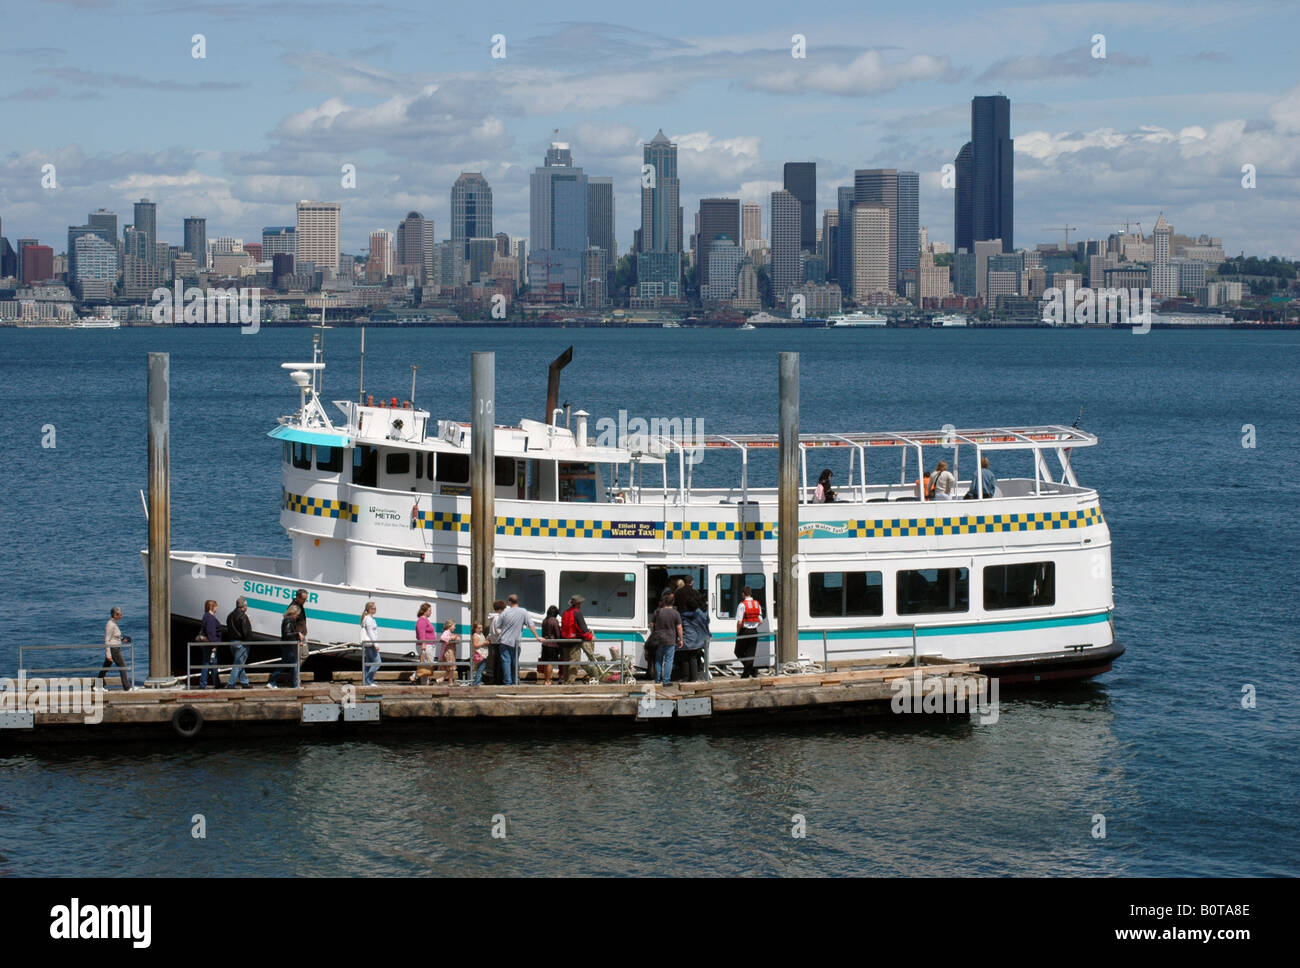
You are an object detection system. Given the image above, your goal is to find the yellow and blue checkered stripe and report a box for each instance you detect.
[282,489,356,521]
[286,492,1103,539]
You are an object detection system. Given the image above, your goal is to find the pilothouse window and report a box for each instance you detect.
[352,446,378,488]
[291,442,312,470]
[317,446,342,473]
[385,452,410,476]
[436,453,470,484]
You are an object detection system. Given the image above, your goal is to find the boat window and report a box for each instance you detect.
[559,462,598,502]
[495,456,516,487]
[404,561,468,595]
[559,570,636,619]
[436,452,470,484]
[810,571,883,617]
[352,445,378,488]
[496,568,545,609]
[283,442,291,464]
[897,568,969,615]
[317,446,343,473]
[415,451,423,480]
[426,453,434,480]
[984,562,1055,610]
[716,573,767,620]
[291,442,313,470]
[385,451,410,476]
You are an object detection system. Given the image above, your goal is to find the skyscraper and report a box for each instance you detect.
[821,209,839,282]
[586,177,616,297]
[697,198,740,290]
[183,217,207,270]
[88,209,118,250]
[896,171,919,297]
[953,142,973,253]
[638,130,681,298]
[133,199,157,264]
[367,229,393,280]
[770,189,802,303]
[1152,213,1178,298]
[451,173,493,257]
[783,162,817,252]
[529,143,589,298]
[742,202,762,248]
[262,226,296,259]
[955,95,1013,253]
[296,201,341,277]
[395,211,426,278]
[851,203,891,302]
[836,186,854,290]
[854,170,899,292]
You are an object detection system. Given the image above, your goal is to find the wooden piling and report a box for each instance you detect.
[146,353,171,686]
[470,352,495,629]
[777,352,799,666]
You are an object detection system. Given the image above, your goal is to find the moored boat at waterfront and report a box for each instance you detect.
[160,347,1122,684]
[828,310,888,327]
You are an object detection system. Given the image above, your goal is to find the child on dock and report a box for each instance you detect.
[470,622,488,686]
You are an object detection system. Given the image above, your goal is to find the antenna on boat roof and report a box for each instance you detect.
[1072,406,1084,429]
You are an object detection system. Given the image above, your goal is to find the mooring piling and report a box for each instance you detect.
[470,351,496,627]
[777,351,799,666]
[146,352,171,686]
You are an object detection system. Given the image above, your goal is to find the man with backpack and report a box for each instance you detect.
[560,595,597,684]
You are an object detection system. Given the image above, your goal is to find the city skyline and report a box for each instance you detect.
[1,2,1296,259]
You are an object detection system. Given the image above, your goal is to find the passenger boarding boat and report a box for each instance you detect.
[163,348,1123,683]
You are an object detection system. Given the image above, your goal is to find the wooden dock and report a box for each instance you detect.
[0,660,989,743]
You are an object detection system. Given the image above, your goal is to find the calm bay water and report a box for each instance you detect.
[0,326,1296,876]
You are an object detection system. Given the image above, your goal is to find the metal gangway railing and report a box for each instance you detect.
[18,643,138,688]
[819,624,923,669]
[335,637,639,685]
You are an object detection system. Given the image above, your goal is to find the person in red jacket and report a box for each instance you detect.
[560,595,596,684]
[734,586,763,678]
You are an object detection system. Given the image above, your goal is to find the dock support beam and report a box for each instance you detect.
[146,352,172,686]
[470,352,496,632]
[777,352,799,667]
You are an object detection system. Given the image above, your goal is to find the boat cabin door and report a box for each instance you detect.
[647,564,708,613]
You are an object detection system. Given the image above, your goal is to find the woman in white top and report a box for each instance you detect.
[360,601,381,686]
[932,460,957,500]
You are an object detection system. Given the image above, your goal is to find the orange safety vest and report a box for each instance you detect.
[741,598,762,628]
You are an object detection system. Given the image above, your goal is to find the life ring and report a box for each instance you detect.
[172,704,204,739]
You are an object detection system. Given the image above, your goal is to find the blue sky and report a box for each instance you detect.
[2,0,1298,258]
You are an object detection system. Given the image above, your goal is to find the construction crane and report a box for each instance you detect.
[1045,226,1077,250]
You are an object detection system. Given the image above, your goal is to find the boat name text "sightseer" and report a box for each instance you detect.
[243,581,319,603]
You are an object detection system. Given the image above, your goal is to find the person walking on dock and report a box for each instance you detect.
[486,599,506,685]
[560,595,596,684]
[539,605,562,685]
[224,597,253,689]
[439,620,460,685]
[414,603,437,684]
[734,586,763,678]
[361,601,382,686]
[496,594,538,686]
[268,604,302,688]
[650,593,683,687]
[470,621,489,686]
[98,607,132,691]
[679,596,711,682]
[198,599,224,689]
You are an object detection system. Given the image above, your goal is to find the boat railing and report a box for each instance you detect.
[17,643,138,685]
[820,625,923,668]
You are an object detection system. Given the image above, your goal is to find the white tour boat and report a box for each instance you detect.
[828,311,888,327]
[933,314,968,327]
[160,348,1123,684]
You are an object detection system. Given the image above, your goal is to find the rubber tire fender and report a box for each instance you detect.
[171,704,204,740]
